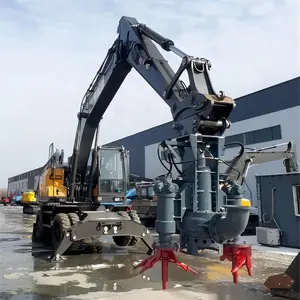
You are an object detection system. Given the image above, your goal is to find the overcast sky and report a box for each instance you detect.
[0,0,299,187]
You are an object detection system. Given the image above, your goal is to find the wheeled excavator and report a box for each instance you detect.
[31,16,299,296]
[221,141,298,185]
[221,141,298,234]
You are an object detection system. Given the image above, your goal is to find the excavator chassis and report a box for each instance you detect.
[32,206,154,262]
[23,203,39,215]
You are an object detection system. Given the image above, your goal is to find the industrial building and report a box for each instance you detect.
[7,76,300,211]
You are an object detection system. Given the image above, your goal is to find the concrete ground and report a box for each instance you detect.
[0,205,298,300]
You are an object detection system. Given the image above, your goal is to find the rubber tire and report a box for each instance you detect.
[112,211,132,247]
[67,212,83,251]
[35,210,45,242]
[67,213,103,253]
[32,223,37,243]
[128,210,141,246]
[51,213,71,249]
[68,212,80,225]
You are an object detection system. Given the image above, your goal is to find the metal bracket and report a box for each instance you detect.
[49,215,153,261]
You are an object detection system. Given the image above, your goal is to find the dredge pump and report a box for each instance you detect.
[31,16,299,292]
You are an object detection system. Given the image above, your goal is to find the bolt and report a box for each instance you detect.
[66,233,70,237]
[146,229,150,234]
[145,63,151,70]
[73,235,77,240]
[113,226,117,231]
[142,233,145,237]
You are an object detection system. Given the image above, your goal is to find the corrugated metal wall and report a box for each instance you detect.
[105,77,300,177]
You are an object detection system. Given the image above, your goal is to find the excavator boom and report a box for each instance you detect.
[69,16,235,199]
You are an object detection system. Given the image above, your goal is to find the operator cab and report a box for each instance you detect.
[97,146,129,207]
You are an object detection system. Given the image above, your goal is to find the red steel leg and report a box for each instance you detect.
[135,248,198,289]
[220,244,252,284]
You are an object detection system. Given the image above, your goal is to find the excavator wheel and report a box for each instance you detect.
[35,210,45,241]
[67,212,82,251]
[32,210,46,243]
[128,210,141,246]
[113,211,132,247]
[51,213,71,250]
[68,212,80,225]
[67,212,103,254]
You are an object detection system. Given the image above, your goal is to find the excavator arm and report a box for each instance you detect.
[223,141,298,185]
[69,16,235,199]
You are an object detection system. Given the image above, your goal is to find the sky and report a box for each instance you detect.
[0,0,299,187]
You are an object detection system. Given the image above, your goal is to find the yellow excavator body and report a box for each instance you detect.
[38,167,67,200]
[22,191,36,204]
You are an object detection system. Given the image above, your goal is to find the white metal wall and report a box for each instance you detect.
[33,175,40,190]
[223,106,300,207]
[145,106,300,208]
[7,178,28,194]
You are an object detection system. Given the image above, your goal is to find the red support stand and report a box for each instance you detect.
[134,248,198,289]
[220,244,252,284]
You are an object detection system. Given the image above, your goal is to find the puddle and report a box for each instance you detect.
[0,237,21,242]
[0,205,296,300]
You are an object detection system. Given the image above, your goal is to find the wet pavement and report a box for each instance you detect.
[0,205,296,299]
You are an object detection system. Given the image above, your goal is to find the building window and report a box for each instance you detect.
[254,127,273,144]
[245,131,255,145]
[292,185,300,217]
[226,125,282,148]
[271,125,282,140]
[225,133,245,146]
